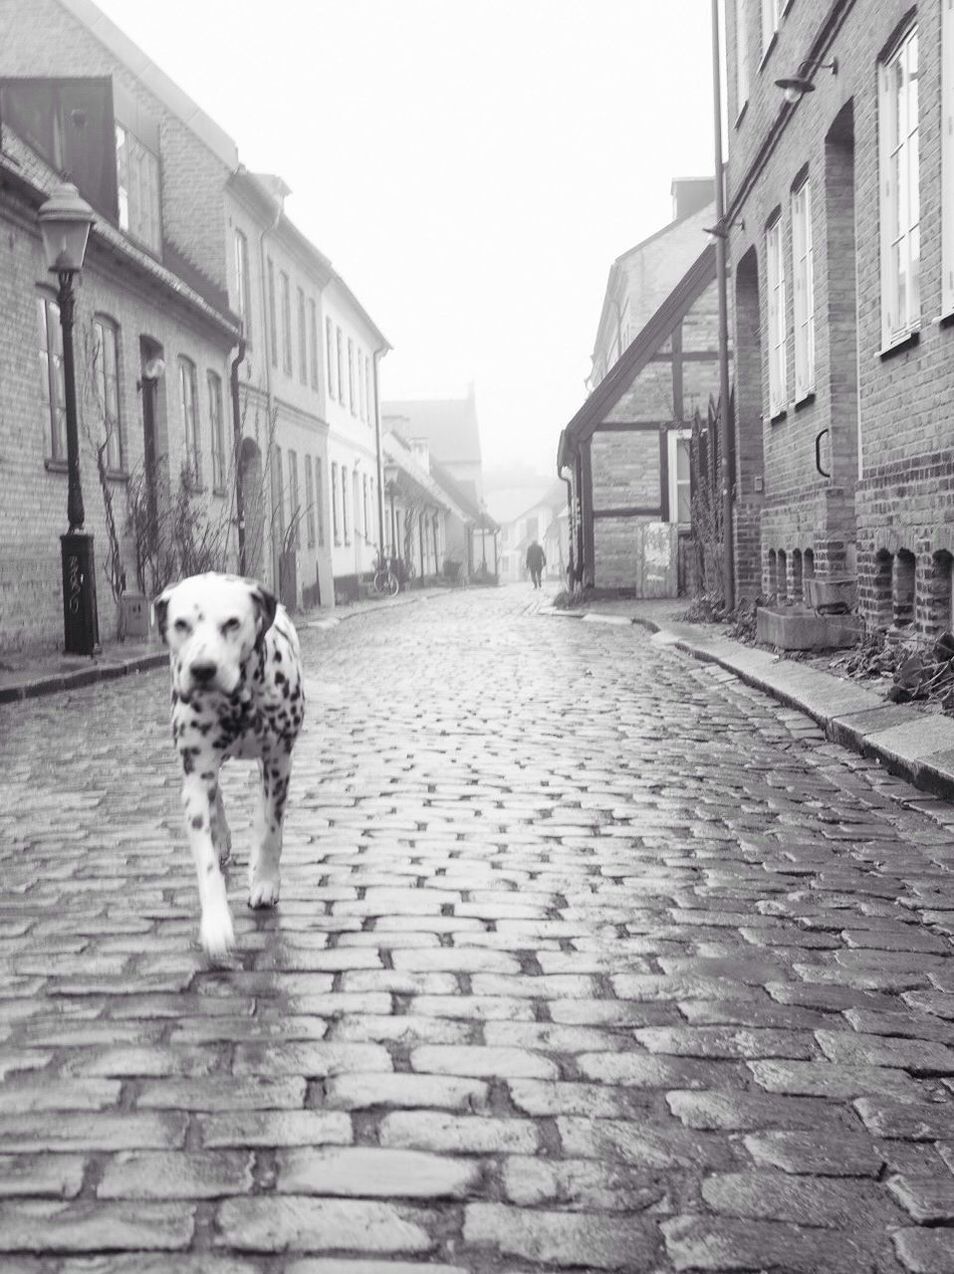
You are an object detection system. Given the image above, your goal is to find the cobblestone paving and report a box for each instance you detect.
[5,586,954,1271]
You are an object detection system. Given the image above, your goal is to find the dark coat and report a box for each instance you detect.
[526,543,546,571]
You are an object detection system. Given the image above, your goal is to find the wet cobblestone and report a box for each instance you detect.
[3,586,954,1269]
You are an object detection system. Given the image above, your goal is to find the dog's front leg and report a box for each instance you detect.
[248,749,292,909]
[181,767,234,959]
[209,783,232,868]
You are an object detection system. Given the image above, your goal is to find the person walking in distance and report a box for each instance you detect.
[526,539,546,589]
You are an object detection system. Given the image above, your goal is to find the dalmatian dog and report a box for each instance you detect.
[154,572,304,960]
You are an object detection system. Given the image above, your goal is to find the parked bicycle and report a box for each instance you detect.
[372,550,400,597]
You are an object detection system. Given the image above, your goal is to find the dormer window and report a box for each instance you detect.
[115,121,161,253]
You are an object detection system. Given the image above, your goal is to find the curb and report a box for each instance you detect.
[0,651,169,705]
[0,588,449,707]
[540,605,954,806]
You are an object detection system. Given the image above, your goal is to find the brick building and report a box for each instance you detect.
[382,386,485,506]
[723,0,954,633]
[0,0,389,647]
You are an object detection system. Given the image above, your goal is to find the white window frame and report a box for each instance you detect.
[760,0,780,59]
[879,24,920,347]
[791,179,815,400]
[668,429,692,527]
[234,229,251,342]
[766,215,787,416]
[736,0,751,114]
[326,317,337,400]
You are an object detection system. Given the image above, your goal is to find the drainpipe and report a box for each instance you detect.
[711,0,736,611]
[230,335,248,574]
[372,347,387,563]
[560,468,575,587]
[258,201,282,587]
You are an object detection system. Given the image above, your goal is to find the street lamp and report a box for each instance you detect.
[38,181,99,655]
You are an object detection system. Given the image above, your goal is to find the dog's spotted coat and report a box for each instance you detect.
[154,572,304,959]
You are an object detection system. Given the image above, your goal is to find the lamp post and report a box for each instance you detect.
[38,181,98,655]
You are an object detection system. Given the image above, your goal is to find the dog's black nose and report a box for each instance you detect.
[191,661,217,685]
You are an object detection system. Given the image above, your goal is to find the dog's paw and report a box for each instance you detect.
[248,877,280,909]
[200,904,235,962]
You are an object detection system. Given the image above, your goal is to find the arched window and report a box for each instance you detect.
[37,292,65,461]
[178,357,200,486]
[92,317,123,472]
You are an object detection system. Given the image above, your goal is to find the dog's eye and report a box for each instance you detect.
[222,617,241,634]
[173,619,191,634]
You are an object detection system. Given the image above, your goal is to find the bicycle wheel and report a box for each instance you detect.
[386,571,400,597]
[372,570,388,595]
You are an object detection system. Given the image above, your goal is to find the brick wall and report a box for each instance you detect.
[725,0,954,634]
[0,182,235,652]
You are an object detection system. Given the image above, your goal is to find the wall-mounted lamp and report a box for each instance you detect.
[137,355,166,390]
[703,218,745,242]
[775,57,838,105]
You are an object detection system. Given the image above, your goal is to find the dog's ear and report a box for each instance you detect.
[250,584,278,645]
[153,587,173,645]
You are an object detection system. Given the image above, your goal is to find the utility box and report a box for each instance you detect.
[634,522,679,598]
[121,593,153,639]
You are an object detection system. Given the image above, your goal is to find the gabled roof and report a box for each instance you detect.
[430,458,496,528]
[382,393,482,466]
[558,243,717,471]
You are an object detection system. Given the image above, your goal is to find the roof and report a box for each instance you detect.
[0,129,241,341]
[382,392,482,466]
[558,243,717,472]
[57,0,238,169]
[429,458,496,527]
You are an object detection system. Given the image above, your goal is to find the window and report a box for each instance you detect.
[115,123,161,253]
[880,25,920,345]
[760,0,779,57]
[297,287,307,385]
[309,299,319,390]
[736,0,750,113]
[336,327,344,404]
[288,449,300,549]
[766,216,787,415]
[326,317,337,399]
[331,459,340,542]
[315,457,325,546]
[280,271,292,375]
[305,456,316,548]
[668,429,691,526]
[341,464,350,543]
[363,474,369,540]
[208,371,226,492]
[791,180,815,399]
[359,351,367,421]
[92,316,122,472]
[267,257,277,369]
[37,294,65,461]
[347,338,356,415]
[179,357,200,486]
[365,358,374,426]
[234,229,251,342]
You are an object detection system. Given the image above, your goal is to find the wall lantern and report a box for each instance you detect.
[38,180,95,273]
[775,57,838,105]
[703,218,745,243]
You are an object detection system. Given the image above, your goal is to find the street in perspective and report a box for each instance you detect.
[6,0,954,1270]
[5,588,954,1272]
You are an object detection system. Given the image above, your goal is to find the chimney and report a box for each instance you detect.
[671,176,715,221]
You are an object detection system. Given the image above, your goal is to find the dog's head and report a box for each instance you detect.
[154,573,277,697]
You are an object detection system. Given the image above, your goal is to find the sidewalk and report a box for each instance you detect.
[542,595,954,807]
[0,586,449,705]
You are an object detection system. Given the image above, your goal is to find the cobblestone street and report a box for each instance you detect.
[7,586,954,1271]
